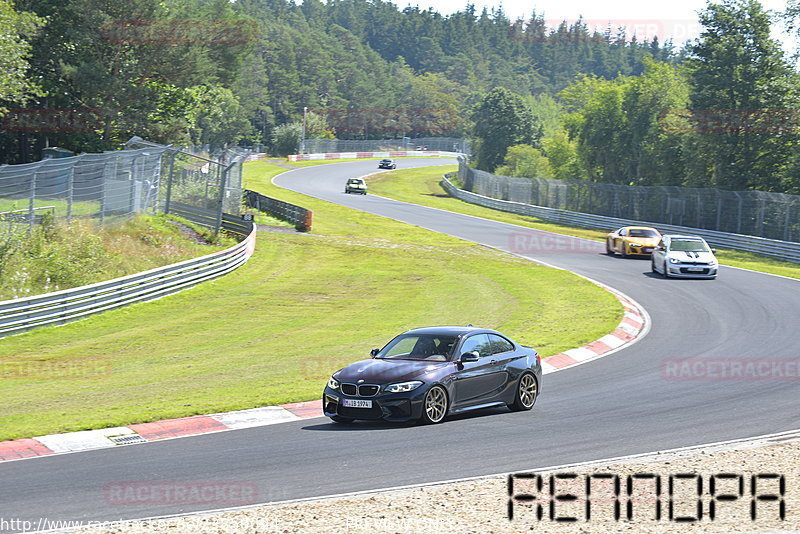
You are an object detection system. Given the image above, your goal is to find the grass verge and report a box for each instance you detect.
[0,160,620,441]
[366,167,800,280]
[0,214,233,301]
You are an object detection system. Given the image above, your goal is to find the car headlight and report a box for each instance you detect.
[384,380,423,393]
[328,377,340,391]
[669,257,681,264]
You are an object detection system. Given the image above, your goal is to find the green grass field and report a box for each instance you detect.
[365,167,800,280]
[0,160,621,441]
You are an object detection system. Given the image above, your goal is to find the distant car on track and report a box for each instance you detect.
[378,158,396,169]
[344,178,367,195]
[606,226,662,257]
[323,326,541,425]
[651,235,719,279]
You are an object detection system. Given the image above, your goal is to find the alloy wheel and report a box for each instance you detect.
[519,374,538,408]
[424,386,448,423]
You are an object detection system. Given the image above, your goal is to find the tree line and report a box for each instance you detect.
[1,0,798,193]
[472,0,800,194]
[0,0,666,162]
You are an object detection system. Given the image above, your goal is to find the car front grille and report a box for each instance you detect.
[359,385,380,396]
[679,267,710,274]
[338,405,383,419]
[340,383,380,397]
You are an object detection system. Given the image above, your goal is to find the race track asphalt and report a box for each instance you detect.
[1,159,798,529]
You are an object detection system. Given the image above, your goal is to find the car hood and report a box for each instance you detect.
[334,358,450,384]
[667,250,716,262]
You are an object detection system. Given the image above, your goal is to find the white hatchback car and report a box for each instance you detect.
[651,235,719,279]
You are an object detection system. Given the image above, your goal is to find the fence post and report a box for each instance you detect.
[164,150,178,215]
[214,162,232,235]
[101,154,113,225]
[28,164,37,236]
[129,175,137,215]
[735,192,743,234]
[148,151,161,214]
[756,198,765,237]
[67,162,74,222]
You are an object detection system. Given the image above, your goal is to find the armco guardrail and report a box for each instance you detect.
[0,220,256,339]
[441,174,800,264]
[243,189,312,231]
[169,202,258,236]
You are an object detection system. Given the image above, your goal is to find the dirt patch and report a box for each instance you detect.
[168,220,213,245]
[256,224,303,234]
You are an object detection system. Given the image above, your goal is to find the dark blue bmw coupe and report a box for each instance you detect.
[323,326,542,424]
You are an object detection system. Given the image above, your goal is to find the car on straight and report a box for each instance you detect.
[344,177,367,195]
[323,326,541,425]
[606,226,662,257]
[378,158,396,169]
[651,234,719,279]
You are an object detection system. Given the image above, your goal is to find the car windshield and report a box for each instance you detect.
[348,179,362,184]
[629,229,659,238]
[671,239,709,252]
[376,334,457,361]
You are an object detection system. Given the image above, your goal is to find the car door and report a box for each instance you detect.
[451,334,506,408]
[486,334,517,387]
[615,227,628,251]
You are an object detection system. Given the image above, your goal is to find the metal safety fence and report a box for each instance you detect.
[443,174,800,263]
[301,137,469,155]
[458,160,800,243]
[127,138,245,234]
[0,138,249,237]
[0,147,167,235]
[0,139,258,337]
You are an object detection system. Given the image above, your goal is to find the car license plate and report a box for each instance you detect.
[342,399,372,408]
[687,267,705,272]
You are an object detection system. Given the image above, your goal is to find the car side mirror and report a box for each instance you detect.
[711,248,717,254]
[459,351,479,363]
[370,348,380,357]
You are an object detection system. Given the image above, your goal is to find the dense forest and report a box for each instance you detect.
[1,0,799,193]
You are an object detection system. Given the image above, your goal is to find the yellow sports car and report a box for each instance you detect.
[606,226,662,257]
